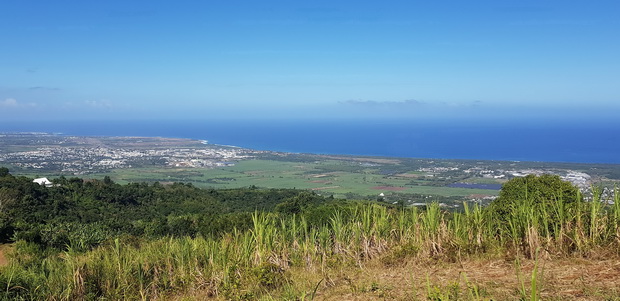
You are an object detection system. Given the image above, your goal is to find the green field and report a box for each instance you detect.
[95,159,499,199]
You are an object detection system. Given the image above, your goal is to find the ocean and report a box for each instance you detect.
[1,119,619,164]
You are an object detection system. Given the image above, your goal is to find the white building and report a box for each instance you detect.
[33,177,53,187]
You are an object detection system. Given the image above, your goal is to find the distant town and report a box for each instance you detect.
[0,132,260,174]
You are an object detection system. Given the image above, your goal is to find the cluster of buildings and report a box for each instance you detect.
[0,145,256,175]
[422,164,592,189]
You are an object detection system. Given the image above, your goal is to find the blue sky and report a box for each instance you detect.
[1,0,619,122]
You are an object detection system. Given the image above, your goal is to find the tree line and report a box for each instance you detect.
[0,167,334,252]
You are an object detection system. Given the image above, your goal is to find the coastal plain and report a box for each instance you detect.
[2,132,620,204]
[105,159,498,198]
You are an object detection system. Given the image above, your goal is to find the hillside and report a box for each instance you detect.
[1,169,620,300]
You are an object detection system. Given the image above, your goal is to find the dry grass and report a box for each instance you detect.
[302,256,620,300]
[167,255,620,300]
[0,244,12,267]
[4,194,620,300]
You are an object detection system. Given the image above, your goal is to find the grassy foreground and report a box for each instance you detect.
[1,190,620,300]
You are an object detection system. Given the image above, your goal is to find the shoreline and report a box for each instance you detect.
[1,131,620,166]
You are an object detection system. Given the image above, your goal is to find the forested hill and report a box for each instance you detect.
[3,167,620,299]
[0,167,331,251]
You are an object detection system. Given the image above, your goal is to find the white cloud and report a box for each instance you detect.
[84,99,112,108]
[341,99,426,107]
[0,98,38,109]
[0,98,19,107]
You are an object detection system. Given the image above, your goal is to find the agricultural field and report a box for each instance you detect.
[93,159,501,201]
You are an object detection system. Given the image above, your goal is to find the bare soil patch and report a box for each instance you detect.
[312,174,329,178]
[309,180,332,184]
[395,173,420,178]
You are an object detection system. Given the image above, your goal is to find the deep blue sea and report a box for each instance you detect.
[1,119,619,164]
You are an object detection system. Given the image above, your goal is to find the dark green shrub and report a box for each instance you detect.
[251,262,288,290]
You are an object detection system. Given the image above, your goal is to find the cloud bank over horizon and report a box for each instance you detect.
[0,94,616,124]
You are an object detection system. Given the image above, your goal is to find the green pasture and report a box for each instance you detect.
[95,159,498,198]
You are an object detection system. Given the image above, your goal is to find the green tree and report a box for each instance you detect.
[489,174,581,222]
[0,187,17,214]
[275,191,322,215]
[0,167,9,178]
[0,187,18,241]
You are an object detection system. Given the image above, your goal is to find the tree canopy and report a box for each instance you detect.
[0,167,337,249]
[489,174,581,222]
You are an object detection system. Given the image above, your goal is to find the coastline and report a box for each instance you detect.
[2,131,620,166]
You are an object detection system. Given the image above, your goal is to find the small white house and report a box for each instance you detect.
[33,177,53,187]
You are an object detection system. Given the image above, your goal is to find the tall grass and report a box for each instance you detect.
[2,189,619,300]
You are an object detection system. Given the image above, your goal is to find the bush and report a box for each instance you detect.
[251,262,289,290]
[488,174,581,230]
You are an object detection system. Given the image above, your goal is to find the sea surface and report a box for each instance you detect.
[1,119,619,164]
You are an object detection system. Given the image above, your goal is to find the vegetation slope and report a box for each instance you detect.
[0,167,619,300]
